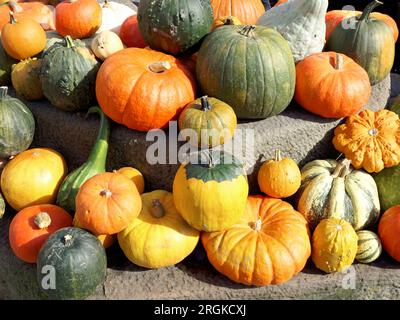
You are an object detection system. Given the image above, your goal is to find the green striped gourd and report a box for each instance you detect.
[296,159,380,230]
[356,230,382,263]
[56,106,109,213]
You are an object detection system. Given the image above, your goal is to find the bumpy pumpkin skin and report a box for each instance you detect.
[258,0,328,63]
[374,164,400,211]
[355,230,382,264]
[0,86,35,159]
[37,227,107,300]
[138,0,214,56]
[173,151,249,232]
[12,58,44,101]
[333,109,400,173]
[326,1,395,85]
[378,205,400,262]
[312,218,358,273]
[197,25,295,119]
[118,190,200,269]
[210,0,264,24]
[202,195,311,286]
[41,36,100,112]
[296,159,380,231]
[295,52,371,119]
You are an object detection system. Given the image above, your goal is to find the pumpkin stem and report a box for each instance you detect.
[332,159,352,178]
[240,25,256,37]
[359,0,382,21]
[100,189,112,198]
[8,0,23,13]
[200,96,212,111]
[65,36,75,48]
[151,199,165,218]
[224,17,234,25]
[148,61,172,73]
[0,86,8,99]
[103,0,110,7]
[334,53,343,70]
[63,234,73,247]
[253,218,262,231]
[8,11,17,24]
[34,212,52,229]
[274,150,282,162]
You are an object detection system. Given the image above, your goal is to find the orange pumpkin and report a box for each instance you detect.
[73,215,116,249]
[0,1,55,31]
[75,172,142,235]
[117,167,145,194]
[202,195,311,286]
[119,15,147,48]
[55,0,101,39]
[211,15,242,30]
[378,205,400,262]
[1,12,46,60]
[9,204,72,263]
[295,52,371,119]
[95,48,196,132]
[210,0,265,25]
[333,109,400,173]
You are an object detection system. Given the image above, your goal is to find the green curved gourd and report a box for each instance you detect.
[196,25,295,119]
[0,41,17,86]
[37,227,107,300]
[40,36,100,112]
[137,0,214,55]
[56,106,109,213]
[325,0,394,85]
[0,86,35,160]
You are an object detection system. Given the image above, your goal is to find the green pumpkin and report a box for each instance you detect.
[325,0,395,85]
[57,106,110,213]
[0,86,35,160]
[296,159,380,230]
[37,227,107,300]
[374,164,400,211]
[356,230,382,264]
[0,41,17,86]
[138,0,214,55]
[40,36,100,112]
[196,25,296,119]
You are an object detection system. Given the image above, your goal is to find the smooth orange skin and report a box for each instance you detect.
[202,195,311,286]
[73,215,116,249]
[119,15,147,48]
[75,172,142,235]
[1,16,46,60]
[96,48,196,132]
[378,205,400,262]
[117,167,145,194]
[295,52,371,119]
[55,0,101,39]
[210,0,265,24]
[9,204,72,263]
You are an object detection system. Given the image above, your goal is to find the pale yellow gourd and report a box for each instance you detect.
[91,31,124,61]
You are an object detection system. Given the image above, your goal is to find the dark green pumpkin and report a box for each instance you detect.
[137,0,214,55]
[40,36,100,112]
[0,41,17,86]
[57,106,110,213]
[325,0,394,85]
[37,227,107,300]
[196,25,296,119]
[0,86,35,160]
[374,164,400,211]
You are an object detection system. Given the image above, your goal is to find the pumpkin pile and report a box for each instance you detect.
[1,0,400,300]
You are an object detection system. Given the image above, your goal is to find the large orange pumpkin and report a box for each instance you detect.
[378,205,400,262]
[9,204,72,263]
[75,172,142,235]
[333,109,400,173]
[202,195,311,286]
[295,52,371,119]
[96,48,196,132]
[55,0,101,39]
[210,0,265,25]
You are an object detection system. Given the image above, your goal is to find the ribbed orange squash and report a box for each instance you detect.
[210,0,265,24]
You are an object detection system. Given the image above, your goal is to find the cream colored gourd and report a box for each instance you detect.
[257,0,328,62]
[97,0,136,34]
[91,31,124,61]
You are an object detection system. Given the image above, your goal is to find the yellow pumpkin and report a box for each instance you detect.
[11,58,43,101]
[212,15,242,30]
[312,218,358,273]
[173,150,249,232]
[1,148,67,210]
[257,150,301,198]
[117,167,145,194]
[118,190,200,269]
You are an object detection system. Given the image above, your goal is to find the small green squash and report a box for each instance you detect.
[57,106,110,213]
[37,227,107,300]
[196,25,296,119]
[355,230,382,264]
[138,0,214,55]
[374,164,400,211]
[0,86,35,160]
[40,36,100,112]
[325,0,395,85]
[0,41,17,86]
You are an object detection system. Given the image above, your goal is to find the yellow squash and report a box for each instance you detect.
[117,167,145,194]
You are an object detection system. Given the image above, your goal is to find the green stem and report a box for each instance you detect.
[274,150,282,162]
[85,106,110,171]
[65,35,75,48]
[359,0,382,21]
[0,86,8,99]
[200,96,212,111]
[151,199,165,218]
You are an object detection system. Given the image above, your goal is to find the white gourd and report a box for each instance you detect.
[98,0,137,34]
[257,0,328,63]
[91,31,124,61]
